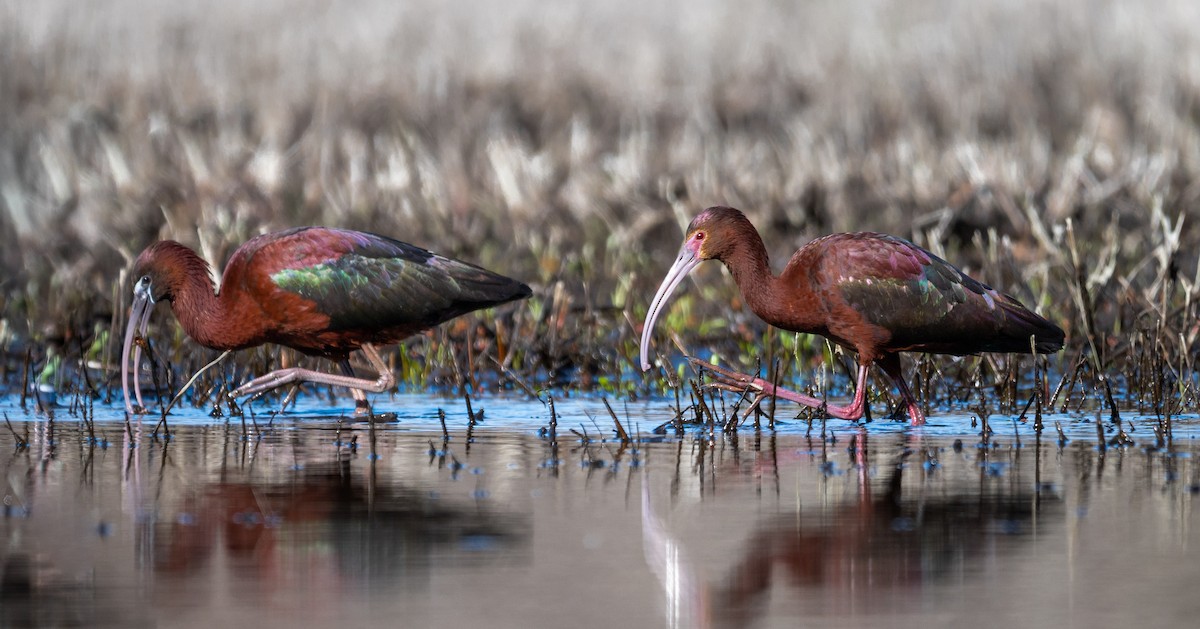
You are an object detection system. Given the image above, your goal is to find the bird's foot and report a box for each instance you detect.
[350,398,397,422]
[686,357,763,392]
[685,357,868,421]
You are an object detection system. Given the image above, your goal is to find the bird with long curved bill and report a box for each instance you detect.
[639,206,1065,425]
[121,227,531,415]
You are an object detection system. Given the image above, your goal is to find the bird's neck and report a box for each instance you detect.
[723,238,784,324]
[723,239,823,333]
[167,256,249,350]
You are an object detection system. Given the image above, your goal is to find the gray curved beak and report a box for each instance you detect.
[121,282,155,414]
[640,246,701,371]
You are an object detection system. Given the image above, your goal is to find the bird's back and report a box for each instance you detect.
[224,227,531,356]
[797,232,1063,359]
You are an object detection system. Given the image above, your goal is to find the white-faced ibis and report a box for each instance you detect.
[639,206,1065,425]
[121,227,531,414]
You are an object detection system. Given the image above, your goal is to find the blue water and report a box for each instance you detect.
[4,382,1200,628]
[2,415,1198,629]
[4,388,1198,447]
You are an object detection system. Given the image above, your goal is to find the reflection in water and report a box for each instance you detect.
[642,473,706,629]
[152,459,528,590]
[640,433,1062,628]
[711,437,1057,627]
[1,419,1198,628]
[2,423,531,628]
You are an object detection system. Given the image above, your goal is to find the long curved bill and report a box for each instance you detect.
[640,245,701,371]
[121,285,155,414]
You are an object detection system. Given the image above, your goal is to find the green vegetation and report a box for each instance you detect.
[0,0,1197,421]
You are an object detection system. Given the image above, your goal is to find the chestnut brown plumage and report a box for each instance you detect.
[121,227,531,414]
[639,206,1064,425]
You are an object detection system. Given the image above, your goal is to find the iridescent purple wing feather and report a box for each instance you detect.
[814,233,1063,355]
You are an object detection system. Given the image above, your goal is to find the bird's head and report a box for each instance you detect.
[678,206,755,263]
[122,240,206,414]
[639,206,754,371]
[131,240,201,304]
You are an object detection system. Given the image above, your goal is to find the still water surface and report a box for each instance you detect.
[2,396,1199,628]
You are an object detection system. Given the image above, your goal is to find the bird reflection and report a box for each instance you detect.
[643,434,1060,628]
[153,459,527,590]
[715,449,1056,626]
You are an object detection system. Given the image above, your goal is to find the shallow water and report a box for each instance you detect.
[2,395,1200,628]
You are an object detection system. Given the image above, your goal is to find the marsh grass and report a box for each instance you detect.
[0,0,1198,426]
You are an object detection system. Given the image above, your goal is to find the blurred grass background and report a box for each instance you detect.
[1,0,1197,412]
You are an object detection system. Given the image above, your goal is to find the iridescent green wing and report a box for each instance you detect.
[266,229,529,331]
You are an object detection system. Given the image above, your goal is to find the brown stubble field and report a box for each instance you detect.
[1,0,1198,421]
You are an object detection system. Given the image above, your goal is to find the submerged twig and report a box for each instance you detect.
[4,412,28,449]
[165,349,232,414]
[601,397,631,443]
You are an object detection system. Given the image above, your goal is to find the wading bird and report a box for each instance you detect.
[639,206,1064,425]
[122,227,531,415]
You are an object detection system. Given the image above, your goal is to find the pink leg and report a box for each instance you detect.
[854,427,870,501]
[230,344,393,415]
[690,358,870,421]
[876,354,925,426]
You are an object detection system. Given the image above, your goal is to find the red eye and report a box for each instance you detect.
[694,231,705,241]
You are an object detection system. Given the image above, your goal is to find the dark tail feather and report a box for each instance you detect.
[445,261,533,306]
[998,297,1065,354]
[464,276,532,306]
